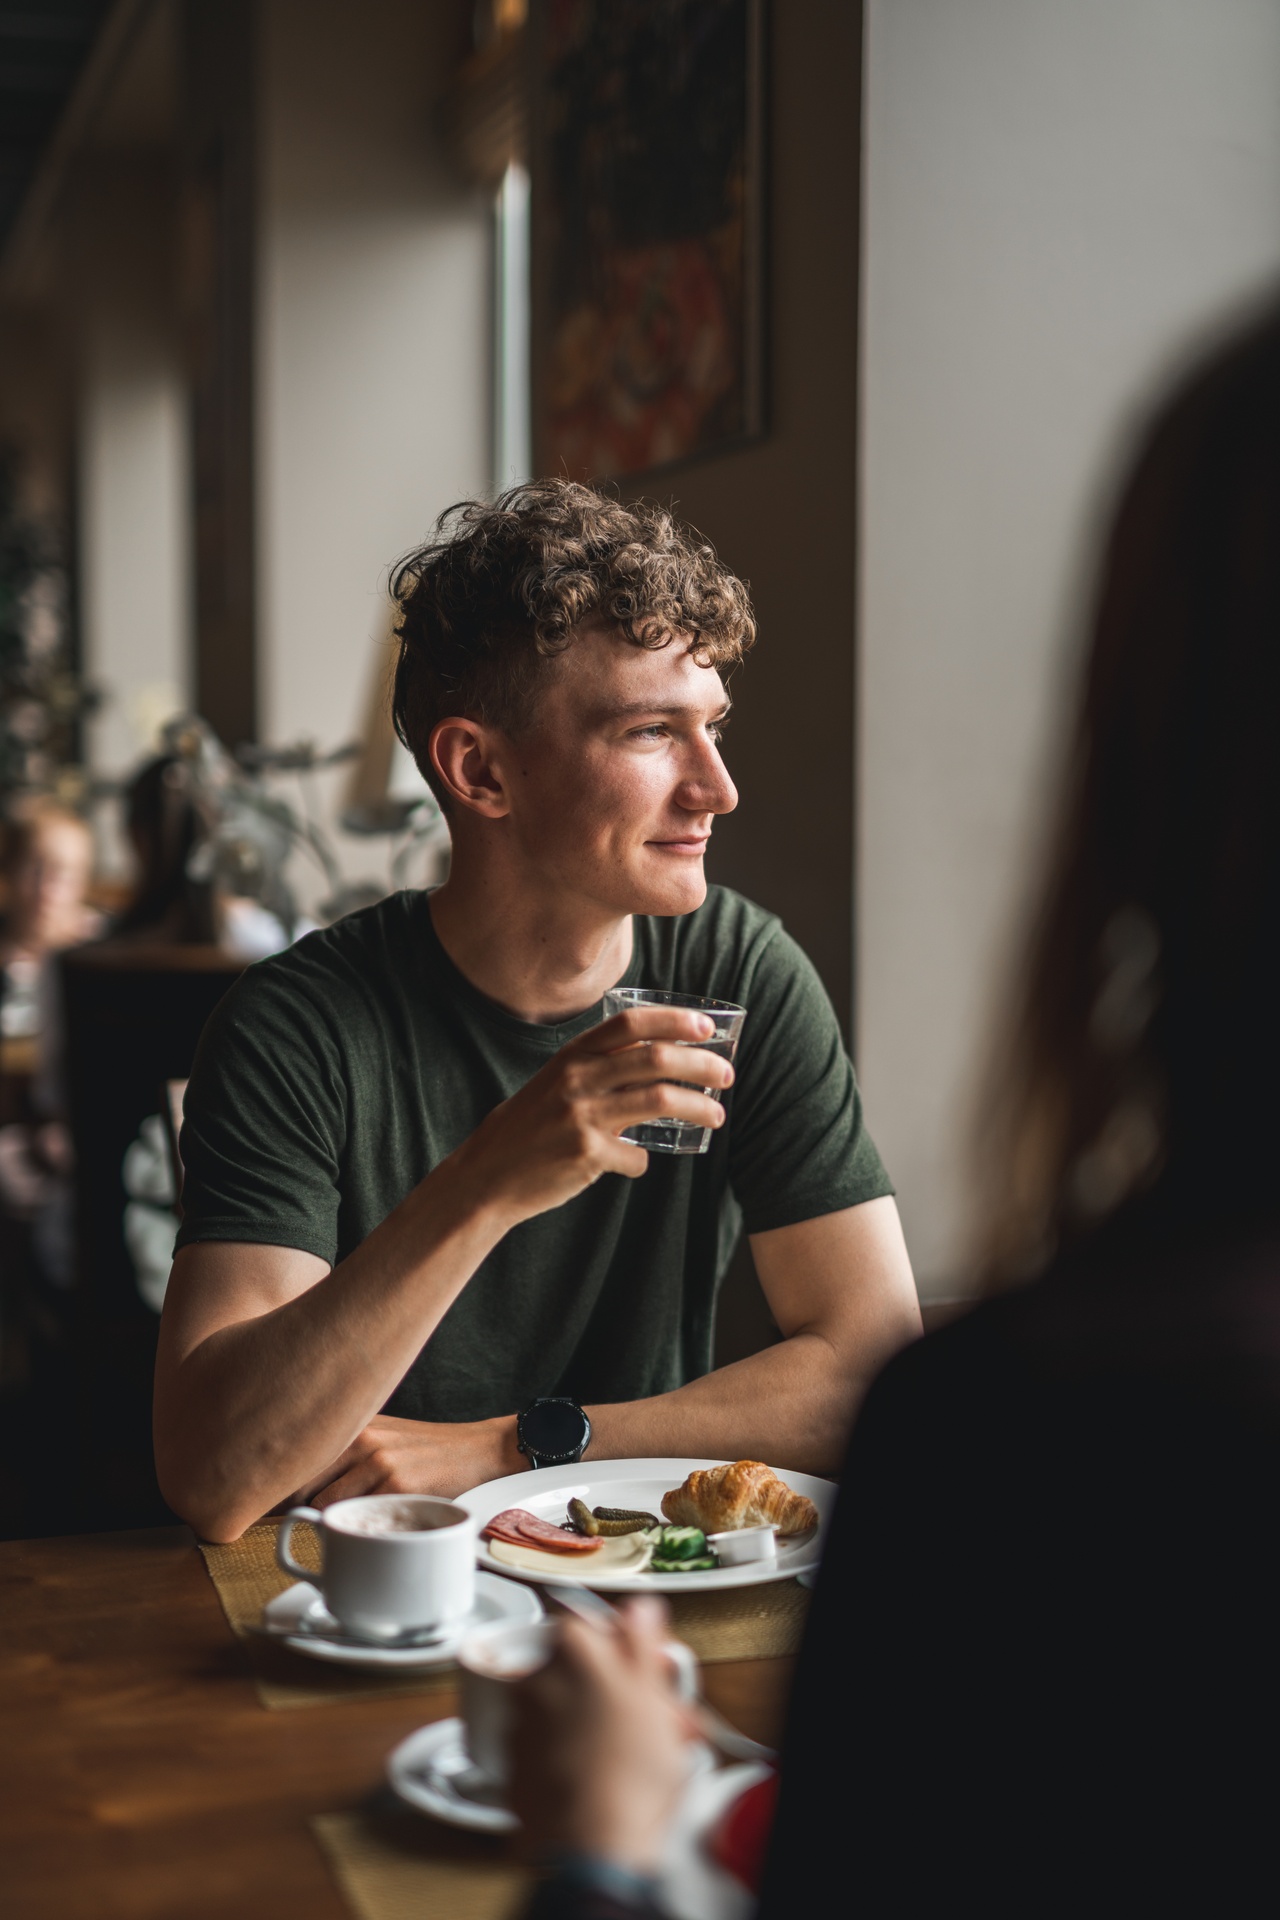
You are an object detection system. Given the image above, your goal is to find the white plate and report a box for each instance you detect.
[459,1458,835,1593]
[261,1570,542,1669]
[387,1719,764,1917]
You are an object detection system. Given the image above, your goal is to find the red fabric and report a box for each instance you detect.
[709,1772,778,1892]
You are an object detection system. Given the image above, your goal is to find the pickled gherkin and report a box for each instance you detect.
[566,1499,659,1537]
[593,1505,660,1531]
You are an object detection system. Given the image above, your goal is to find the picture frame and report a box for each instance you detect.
[532,0,767,483]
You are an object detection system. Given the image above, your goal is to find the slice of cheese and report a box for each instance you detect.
[488,1533,653,1577]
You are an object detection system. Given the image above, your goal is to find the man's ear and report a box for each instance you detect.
[428,717,512,819]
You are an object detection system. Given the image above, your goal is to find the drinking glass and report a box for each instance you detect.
[602,987,747,1155]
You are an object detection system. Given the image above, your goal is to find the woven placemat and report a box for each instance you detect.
[311,1809,530,1920]
[201,1522,810,1711]
[662,1577,810,1662]
[199,1522,460,1711]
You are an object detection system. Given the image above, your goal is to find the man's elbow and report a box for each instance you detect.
[154,1426,255,1544]
[161,1474,256,1544]
[801,1315,920,1470]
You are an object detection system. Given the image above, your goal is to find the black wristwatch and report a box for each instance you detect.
[516,1397,592,1469]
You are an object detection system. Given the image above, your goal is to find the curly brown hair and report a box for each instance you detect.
[390,480,755,804]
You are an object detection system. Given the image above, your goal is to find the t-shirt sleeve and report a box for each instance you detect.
[727,923,893,1234]
[173,962,347,1267]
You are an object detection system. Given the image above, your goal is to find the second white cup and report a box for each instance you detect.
[458,1616,698,1787]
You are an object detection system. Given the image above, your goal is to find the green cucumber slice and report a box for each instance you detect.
[653,1526,707,1559]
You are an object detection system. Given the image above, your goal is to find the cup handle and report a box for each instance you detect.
[662,1636,699,1703]
[276,1505,324,1585]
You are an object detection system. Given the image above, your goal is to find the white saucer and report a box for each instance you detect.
[388,1720,766,1916]
[261,1572,542,1670]
[387,1718,518,1833]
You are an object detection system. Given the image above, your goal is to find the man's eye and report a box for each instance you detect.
[630,724,667,740]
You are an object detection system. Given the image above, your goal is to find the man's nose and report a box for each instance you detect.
[680,741,738,817]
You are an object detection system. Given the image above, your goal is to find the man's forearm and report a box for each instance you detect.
[155,1165,513,1541]
[584,1330,875,1479]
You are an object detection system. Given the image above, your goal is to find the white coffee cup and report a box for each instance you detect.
[275,1493,476,1639]
[458,1616,698,1787]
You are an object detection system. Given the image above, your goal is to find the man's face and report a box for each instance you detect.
[498,626,739,919]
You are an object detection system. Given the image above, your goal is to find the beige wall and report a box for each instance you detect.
[73,162,190,784]
[858,0,1280,1297]
[255,0,491,769]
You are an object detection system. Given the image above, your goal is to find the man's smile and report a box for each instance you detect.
[647,832,712,855]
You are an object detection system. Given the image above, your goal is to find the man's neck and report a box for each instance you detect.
[428,866,633,1026]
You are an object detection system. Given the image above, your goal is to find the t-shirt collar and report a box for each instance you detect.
[415,890,645,1050]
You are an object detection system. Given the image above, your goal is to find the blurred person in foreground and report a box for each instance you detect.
[155,482,919,1543]
[507,309,1280,1914]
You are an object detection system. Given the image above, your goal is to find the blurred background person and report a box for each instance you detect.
[103,738,318,1315]
[506,301,1280,1915]
[0,805,102,1289]
[109,748,304,960]
[0,803,101,1035]
[106,752,220,949]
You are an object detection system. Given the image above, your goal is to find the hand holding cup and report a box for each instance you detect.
[446,1001,738,1226]
[478,1598,698,1873]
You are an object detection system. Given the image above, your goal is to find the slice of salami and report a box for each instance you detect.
[481,1508,602,1553]
[481,1525,534,1549]
[480,1510,538,1549]
[512,1511,603,1553]
[482,1508,538,1537]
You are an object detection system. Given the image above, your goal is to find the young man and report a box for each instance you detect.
[154,483,919,1541]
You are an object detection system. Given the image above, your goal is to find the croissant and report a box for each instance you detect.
[661,1460,818,1537]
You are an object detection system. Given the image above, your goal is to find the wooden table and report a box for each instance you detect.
[0,1527,795,1919]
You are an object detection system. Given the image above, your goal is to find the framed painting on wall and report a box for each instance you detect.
[534,0,766,482]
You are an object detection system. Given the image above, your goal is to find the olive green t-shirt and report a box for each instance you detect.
[176,886,892,1420]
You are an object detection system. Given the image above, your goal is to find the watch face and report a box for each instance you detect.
[522,1399,587,1458]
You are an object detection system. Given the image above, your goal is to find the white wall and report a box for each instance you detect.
[858,0,1280,1298]
[255,0,491,770]
[78,320,190,781]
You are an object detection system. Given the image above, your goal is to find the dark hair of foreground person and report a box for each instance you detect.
[760,307,1280,1912]
[511,307,1280,1918]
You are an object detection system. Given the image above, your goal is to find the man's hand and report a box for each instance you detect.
[296,1413,521,1509]
[449,1004,734,1227]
